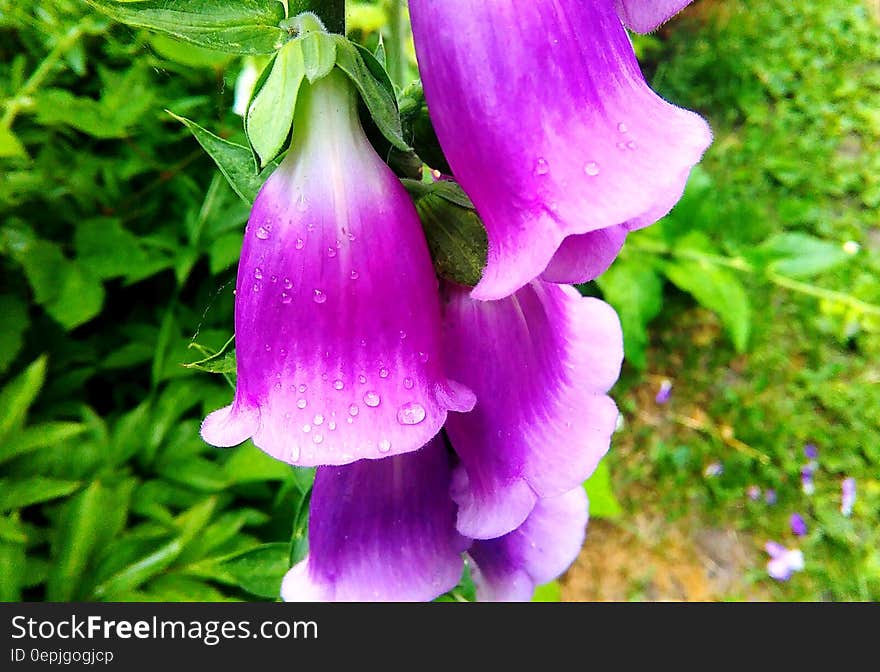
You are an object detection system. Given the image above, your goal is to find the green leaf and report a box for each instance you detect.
[246,40,305,167]
[596,260,664,370]
[583,461,623,520]
[0,540,26,601]
[83,0,287,55]
[150,34,236,69]
[299,32,337,83]
[223,442,296,483]
[217,542,290,599]
[74,218,149,281]
[664,259,752,352]
[0,294,29,375]
[0,477,81,513]
[0,356,47,443]
[168,111,269,203]
[0,422,87,466]
[532,581,562,602]
[332,37,407,150]
[760,232,853,279]
[0,126,27,159]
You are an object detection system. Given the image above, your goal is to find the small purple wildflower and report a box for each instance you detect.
[764,489,777,505]
[790,513,808,537]
[841,477,856,517]
[765,541,804,582]
[746,485,762,501]
[801,467,815,496]
[703,462,723,478]
[655,379,673,405]
[803,443,818,460]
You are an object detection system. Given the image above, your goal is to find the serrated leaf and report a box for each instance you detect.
[83,0,287,55]
[169,111,269,203]
[664,260,752,352]
[596,260,664,370]
[299,32,337,82]
[246,40,305,167]
[333,37,407,151]
[0,477,81,512]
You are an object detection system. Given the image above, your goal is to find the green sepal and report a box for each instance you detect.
[405,180,487,287]
[83,0,287,55]
[399,80,452,174]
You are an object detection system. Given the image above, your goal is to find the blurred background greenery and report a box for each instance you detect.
[0,0,877,602]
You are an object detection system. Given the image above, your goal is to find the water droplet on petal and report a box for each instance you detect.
[283,278,293,290]
[255,226,270,240]
[288,445,300,462]
[313,434,323,445]
[254,268,263,280]
[363,391,381,408]
[296,195,307,212]
[297,398,308,409]
[333,379,344,390]
[418,352,429,363]
[327,247,337,258]
[399,330,407,340]
[253,283,261,292]
[378,439,391,453]
[264,344,272,352]
[349,404,359,417]
[270,275,277,283]
[302,424,311,433]
[626,140,638,150]
[281,292,292,304]
[584,161,600,176]
[298,384,307,393]
[358,374,367,384]
[328,421,337,431]
[313,414,324,426]
[397,402,426,426]
[295,238,305,250]
[313,289,327,304]
[403,377,414,390]
[534,157,550,176]
[350,270,359,280]
[617,122,628,133]
[379,367,389,379]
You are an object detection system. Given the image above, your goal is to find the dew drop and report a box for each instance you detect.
[533,157,550,176]
[254,268,263,280]
[288,445,301,462]
[313,289,327,304]
[363,391,381,408]
[297,398,308,409]
[298,384,307,393]
[255,226,270,240]
[270,275,277,283]
[350,270,359,280]
[617,122,628,133]
[252,283,261,292]
[584,161,600,176]
[399,330,407,340]
[346,417,354,424]
[313,414,324,426]
[358,374,367,384]
[418,352,429,363]
[274,381,282,391]
[264,344,272,352]
[328,421,337,431]
[313,434,323,445]
[281,292,292,304]
[327,246,337,258]
[378,439,392,453]
[403,377,414,390]
[302,424,311,433]
[349,404,359,417]
[295,238,305,250]
[296,194,308,212]
[333,379,345,390]
[378,367,389,379]
[626,140,638,150]
[279,348,287,357]
[283,278,293,290]
[397,402,427,426]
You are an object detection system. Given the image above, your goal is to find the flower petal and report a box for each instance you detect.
[442,281,622,539]
[201,71,474,467]
[614,0,695,33]
[410,0,712,299]
[281,438,468,601]
[468,487,589,602]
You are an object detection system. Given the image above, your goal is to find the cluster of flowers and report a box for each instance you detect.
[761,444,857,582]
[201,0,711,600]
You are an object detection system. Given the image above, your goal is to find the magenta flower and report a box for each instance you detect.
[441,281,622,539]
[468,487,589,602]
[200,71,474,466]
[765,541,804,582]
[409,0,712,300]
[281,438,468,601]
[841,477,856,517]
[614,0,695,33]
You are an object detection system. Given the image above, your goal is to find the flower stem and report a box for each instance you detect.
[386,0,409,90]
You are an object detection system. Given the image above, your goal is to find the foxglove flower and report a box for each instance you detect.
[409,0,712,300]
[442,281,622,539]
[281,438,468,601]
[201,70,474,466]
[468,487,589,602]
[614,0,695,33]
